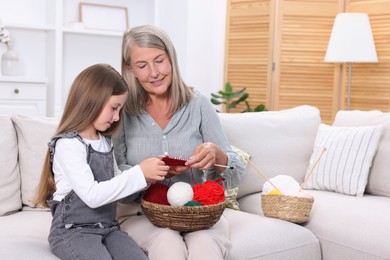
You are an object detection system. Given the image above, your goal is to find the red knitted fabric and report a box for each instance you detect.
[192,180,225,205]
[143,183,170,205]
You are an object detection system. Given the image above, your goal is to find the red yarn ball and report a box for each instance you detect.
[192,180,225,205]
[143,183,170,205]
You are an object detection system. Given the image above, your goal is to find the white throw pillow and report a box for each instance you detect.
[0,116,22,215]
[11,115,59,207]
[304,123,383,196]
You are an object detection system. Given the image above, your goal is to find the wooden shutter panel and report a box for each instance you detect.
[347,0,390,111]
[273,0,343,123]
[224,0,390,121]
[224,0,275,112]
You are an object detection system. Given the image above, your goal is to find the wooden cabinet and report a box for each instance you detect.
[0,77,47,116]
[0,0,155,117]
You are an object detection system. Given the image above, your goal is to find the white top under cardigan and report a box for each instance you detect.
[52,133,147,208]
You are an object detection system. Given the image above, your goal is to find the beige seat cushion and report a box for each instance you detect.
[226,208,321,260]
[0,210,58,259]
[304,190,390,259]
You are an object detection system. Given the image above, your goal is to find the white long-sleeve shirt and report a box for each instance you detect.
[52,134,147,208]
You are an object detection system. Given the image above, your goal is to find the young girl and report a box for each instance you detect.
[33,63,169,260]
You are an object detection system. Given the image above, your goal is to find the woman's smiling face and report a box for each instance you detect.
[129,45,172,97]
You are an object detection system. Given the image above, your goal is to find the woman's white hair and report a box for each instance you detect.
[121,24,194,116]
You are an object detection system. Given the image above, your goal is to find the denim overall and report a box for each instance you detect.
[47,131,147,260]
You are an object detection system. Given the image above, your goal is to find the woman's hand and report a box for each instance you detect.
[186,142,228,171]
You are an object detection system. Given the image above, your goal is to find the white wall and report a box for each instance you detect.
[0,0,227,116]
[63,0,228,103]
[185,0,227,99]
[155,0,227,98]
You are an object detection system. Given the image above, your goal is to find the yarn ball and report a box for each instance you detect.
[167,182,194,206]
[184,201,203,207]
[262,175,300,196]
[193,180,225,205]
[268,189,283,195]
[143,183,170,205]
[292,189,313,198]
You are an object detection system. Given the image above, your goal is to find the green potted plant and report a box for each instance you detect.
[210,82,266,113]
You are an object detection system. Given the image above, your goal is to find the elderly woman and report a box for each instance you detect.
[113,24,245,260]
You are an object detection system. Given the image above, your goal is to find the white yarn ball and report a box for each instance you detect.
[292,190,312,198]
[262,175,300,195]
[167,182,194,206]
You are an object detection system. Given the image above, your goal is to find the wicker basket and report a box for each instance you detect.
[261,194,314,224]
[141,199,226,232]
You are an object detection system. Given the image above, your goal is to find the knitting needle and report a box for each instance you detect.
[299,147,327,191]
[247,160,280,191]
[214,163,234,170]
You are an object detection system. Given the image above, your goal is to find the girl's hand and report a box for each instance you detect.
[139,158,169,183]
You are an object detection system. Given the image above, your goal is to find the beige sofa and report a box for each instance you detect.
[1,105,389,260]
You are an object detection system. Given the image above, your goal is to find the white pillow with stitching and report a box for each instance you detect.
[304,123,383,196]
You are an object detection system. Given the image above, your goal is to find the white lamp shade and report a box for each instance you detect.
[325,13,378,63]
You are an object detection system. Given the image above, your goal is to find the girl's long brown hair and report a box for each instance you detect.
[33,64,128,207]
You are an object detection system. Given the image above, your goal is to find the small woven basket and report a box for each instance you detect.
[141,199,226,232]
[261,194,314,224]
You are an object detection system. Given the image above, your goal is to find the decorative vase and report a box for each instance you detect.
[1,42,21,76]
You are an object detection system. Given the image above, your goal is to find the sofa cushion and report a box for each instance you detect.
[0,116,22,215]
[332,110,390,197]
[11,115,58,207]
[0,209,58,259]
[304,190,390,260]
[218,105,321,198]
[304,123,382,196]
[225,208,321,260]
[237,192,263,216]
